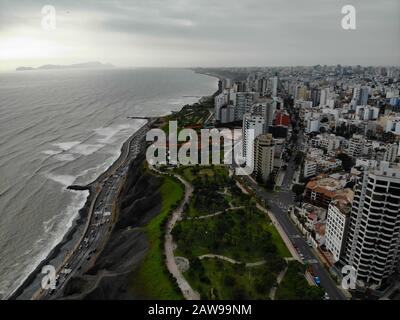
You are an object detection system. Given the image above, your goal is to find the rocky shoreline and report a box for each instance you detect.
[9,71,219,300]
[9,120,151,300]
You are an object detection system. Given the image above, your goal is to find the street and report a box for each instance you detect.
[38,122,152,299]
[237,128,346,300]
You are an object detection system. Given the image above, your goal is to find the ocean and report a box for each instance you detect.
[0,67,217,299]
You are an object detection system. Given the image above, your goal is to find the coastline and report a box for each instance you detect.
[9,119,150,300]
[9,70,220,300]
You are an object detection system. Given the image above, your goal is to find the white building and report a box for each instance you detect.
[272,76,278,97]
[319,88,329,107]
[310,134,341,153]
[242,113,265,169]
[214,92,228,121]
[326,199,351,262]
[251,100,274,130]
[348,134,365,158]
[355,105,380,121]
[304,160,318,178]
[233,92,256,121]
[306,117,320,133]
[303,148,342,178]
[385,117,400,135]
[220,105,235,124]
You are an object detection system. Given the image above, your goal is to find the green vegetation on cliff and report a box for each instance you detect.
[130,174,184,299]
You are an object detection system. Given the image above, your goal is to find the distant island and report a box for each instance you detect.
[16,61,114,71]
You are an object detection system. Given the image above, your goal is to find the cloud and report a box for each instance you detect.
[0,0,399,70]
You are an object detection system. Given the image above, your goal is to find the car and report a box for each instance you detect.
[86,255,91,261]
[314,276,321,286]
[324,292,330,300]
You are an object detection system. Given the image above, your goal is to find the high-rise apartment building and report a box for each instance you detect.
[242,113,265,169]
[326,198,352,262]
[253,134,275,183]
[343,162,400,289]
[234,92,256,121]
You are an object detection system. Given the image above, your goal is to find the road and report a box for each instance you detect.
[37,122,153,299]
[236,130,346,300]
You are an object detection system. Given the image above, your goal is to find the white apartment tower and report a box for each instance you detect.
[242,113,265,169]
[326,199,351,262]
[343,162,400,288]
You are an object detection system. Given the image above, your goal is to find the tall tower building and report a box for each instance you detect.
[214,92,228,121]
[343,162,400,289]
[272,76,278,97]
[234,92,256,121]
[319,88,329,107]
[310,87,320,107]
[358,86,370,106]
[242,113,265,169]
[253,134,275,183]
[251,100,274,132]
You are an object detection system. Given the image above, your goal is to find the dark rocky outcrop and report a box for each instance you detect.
[61,157,163,300]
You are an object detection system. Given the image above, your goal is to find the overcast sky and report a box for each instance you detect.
[0,0,399,70]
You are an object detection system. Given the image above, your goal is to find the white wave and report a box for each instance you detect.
[52,141,81,151]
[69,143,105,156]
[94,124,131,144]
[5,189,89,299]
[42,150,62,156]
[54,153,76,162]
[45,173,76,187]
[43,213,59,233]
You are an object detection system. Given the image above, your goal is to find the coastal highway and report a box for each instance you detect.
[236,130,346,300]
[36,121,153,300]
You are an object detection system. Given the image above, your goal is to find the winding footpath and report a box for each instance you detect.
[149,166,200,300]
[186,206,245,220]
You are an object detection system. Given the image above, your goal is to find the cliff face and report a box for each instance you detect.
[116,159,163,230]
[62,157,163,299]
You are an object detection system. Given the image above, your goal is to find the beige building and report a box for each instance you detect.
[253,133,275,183]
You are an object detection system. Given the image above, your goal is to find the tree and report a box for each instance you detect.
[223,275,236,287]
[292,183,305,196]
[337,153,354,172]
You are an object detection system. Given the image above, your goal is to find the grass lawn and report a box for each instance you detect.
[131,175,184,299]
[185,258,280,300]
[174,207,289,262]
[177,165,229,185]
[265,224,291,258]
